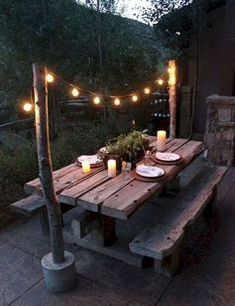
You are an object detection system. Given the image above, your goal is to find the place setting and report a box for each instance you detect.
[131,163,165,182]
[131,130,183,182]
[76,154,104,171]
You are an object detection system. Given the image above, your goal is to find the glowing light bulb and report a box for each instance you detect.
[93,96,101,105]
[46,73,54,83]
[157,79,164,86]
[114,98,121,106]
[144,87,151,95]
[71,88,79,97]
[132,95,138,102]
[23,102,33,112]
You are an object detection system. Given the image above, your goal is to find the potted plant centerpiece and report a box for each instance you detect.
[99,130,149,172]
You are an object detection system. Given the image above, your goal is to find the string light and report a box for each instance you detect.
[157,79,164,86]
[93,96,101,105]
[23,102,33,112]
[114,98,121,106]
[71,88,79,97]
[46,73,54,83]
[144,87,151,95]
[131,95,138,102]
[27,69,168,107]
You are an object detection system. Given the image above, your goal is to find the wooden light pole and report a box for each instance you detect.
[33,64,76,292]
[168,60,177,139]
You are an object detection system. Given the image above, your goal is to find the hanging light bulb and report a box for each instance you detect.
[71,88,79,97]
[93,96,101,105]
[144,87,151,95]
[114,98,121,106]
[157,79,164,86]
[23,102,33,112]
[131,95,138,102]
[46,73,54,83]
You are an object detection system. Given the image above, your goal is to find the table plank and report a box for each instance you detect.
[24,163,79,194]
[76,174,134,211]
[101,140,206,219]
[63,138,190,213]
[59,170,110,207]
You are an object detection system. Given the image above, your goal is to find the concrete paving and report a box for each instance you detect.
[0,166,235,306]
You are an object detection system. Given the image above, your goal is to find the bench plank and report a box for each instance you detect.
[11,195,45,216]
[129,166,227,260]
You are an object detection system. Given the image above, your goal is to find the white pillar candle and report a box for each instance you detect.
[157,130,166,141]
[157,130,166,152]
[82,160,91,173]
[108,159,116,178]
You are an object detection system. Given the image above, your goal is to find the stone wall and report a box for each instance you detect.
[204,95,235,166]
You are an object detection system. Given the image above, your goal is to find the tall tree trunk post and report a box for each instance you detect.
[168,60,177,139]
[33,64,76,292]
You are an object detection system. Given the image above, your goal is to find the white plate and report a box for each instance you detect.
[155,152,181,162]
[77,155,100,165]
[136,165,164,178]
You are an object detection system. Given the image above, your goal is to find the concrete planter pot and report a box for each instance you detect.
[41,251,76,292]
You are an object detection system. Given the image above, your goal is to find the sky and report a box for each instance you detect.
[79,0,151,23]
[118,0,151,22]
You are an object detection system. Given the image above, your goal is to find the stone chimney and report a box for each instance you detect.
[205,94,235,165]
[219,0,235,95]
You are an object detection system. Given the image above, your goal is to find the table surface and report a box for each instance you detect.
[25,138,206,220]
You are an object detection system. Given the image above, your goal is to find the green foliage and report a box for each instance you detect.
[80,0,120,13]
[143,0,207,60]
[106,130,149,155]
[0,0,156,112]
[143,0,192,23]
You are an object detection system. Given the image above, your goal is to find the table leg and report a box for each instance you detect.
[101,215,117,246]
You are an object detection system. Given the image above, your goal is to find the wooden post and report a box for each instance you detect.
[168,60,177,139]
[33,64,65,264]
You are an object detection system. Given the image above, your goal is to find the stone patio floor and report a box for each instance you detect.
[0,165,235,306]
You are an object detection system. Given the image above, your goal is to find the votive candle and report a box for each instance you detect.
[108,159,116,177]
[82,160,91,173]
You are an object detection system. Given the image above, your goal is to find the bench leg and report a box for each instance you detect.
[154,246,180,277]
[167,175,181,194]
[204,187,217,223]
[159,176,181,197]
[101,215,117,247]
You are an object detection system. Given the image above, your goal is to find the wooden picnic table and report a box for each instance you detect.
[24,138,206,263]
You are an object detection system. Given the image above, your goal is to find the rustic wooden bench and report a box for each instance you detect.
[129,165,227,277]
[10,195,49,231]
[10,195,73,232]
